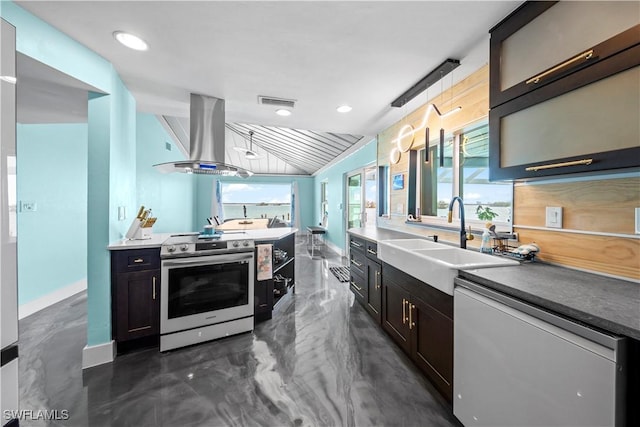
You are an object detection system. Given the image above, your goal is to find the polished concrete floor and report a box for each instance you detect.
[19,237,460,427]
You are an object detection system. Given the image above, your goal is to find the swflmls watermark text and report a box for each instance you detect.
[3,409,69,421]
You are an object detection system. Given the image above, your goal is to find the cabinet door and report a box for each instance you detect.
[410,295,453,402]
[381,278,411,354]
[115,269,159,341]
[254,278,273,323]
[490,1,640,107]
[365,259,382,324]
[349,249,366,277]
[350,272,366,305]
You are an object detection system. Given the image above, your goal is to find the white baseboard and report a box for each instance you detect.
[18,278,87,320]
[82,340,115,369]
[325,239,344,257]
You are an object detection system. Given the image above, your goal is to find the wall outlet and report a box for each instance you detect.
[118,206,126,221]
[20,201,37,212]
[545,206,563,228]
[635,208,640,234]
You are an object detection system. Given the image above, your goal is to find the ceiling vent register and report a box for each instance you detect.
[258,95,296,108]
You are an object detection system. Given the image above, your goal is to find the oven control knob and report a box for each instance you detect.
[232,241,240,248]
[180,244,189,251]
[242,241,249,247]
[167,245,176,253]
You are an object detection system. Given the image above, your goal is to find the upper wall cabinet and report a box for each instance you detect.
[489,1,640,180]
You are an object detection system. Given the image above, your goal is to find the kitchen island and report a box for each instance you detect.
[107,228,297,353]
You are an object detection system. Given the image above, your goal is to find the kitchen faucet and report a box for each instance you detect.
[448,196,474,249]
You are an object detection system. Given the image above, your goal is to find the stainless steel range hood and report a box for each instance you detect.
[154,94,253,177]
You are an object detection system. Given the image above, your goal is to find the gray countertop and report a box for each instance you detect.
[349,226,640,340]
[348,227,419,242]
[459,264,640,341]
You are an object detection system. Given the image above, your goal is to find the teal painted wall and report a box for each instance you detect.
[314,139,377,252]
[1,1,111,92]
[136,113,196,233]
[16,123,88,305]
[3,2,139,347]
[194,175,315,232]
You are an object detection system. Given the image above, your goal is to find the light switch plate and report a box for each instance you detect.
[635,208,640,234]
[545,206,563,228]
[118,206,126,221]
[20,201,37,212]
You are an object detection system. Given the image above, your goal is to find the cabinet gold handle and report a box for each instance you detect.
[152,277,156,300]
[375,271,380,289]
[525,158,593,172]
[351,259,362,267]
[133,258,144,263]
[351,241,363,248]
[367,248,377,255]
[526,49,594,85]
[351,281,362,291]
[402,298,406,324]
[409,304,416,329]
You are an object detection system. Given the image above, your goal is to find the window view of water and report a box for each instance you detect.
[223,203,292,221]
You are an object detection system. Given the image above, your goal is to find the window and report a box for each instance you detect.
[378,165,389,217]
[220,183,292,222]
[320,180,328,225]
[459,125,512,223]
[414,122,512,226]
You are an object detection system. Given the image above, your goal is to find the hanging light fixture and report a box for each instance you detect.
[424,85,430,163]
[233,130,261,160]
[439,71,445,167]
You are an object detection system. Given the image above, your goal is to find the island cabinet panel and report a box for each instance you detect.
[255,232,295,323]
[381,262,454,402]
[111,248,161,345]
[489,0,640,180]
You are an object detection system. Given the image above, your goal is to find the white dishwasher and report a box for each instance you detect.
[454,278,626,427]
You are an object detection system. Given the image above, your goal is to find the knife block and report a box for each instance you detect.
[125,218,153,240]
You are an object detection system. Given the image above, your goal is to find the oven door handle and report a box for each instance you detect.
[162,253,253,267]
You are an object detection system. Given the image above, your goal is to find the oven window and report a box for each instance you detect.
[168,261,249,319]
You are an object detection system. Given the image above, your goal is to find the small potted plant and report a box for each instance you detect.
[476,205,498,221]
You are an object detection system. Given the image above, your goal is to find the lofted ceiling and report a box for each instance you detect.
[15,0,522,175]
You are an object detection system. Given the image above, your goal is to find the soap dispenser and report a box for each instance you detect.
[480,222,492,254]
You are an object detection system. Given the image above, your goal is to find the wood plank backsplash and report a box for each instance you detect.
[377,65,639,280]
[514,176,640,279]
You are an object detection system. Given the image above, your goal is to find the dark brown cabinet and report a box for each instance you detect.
[255,233,296,323]
[349,234,383,325]
[382,263,453,402]
[365,259,382,324]
[111,248,160,344]
[348,235,367,305]
[364,240,382,324]
[489,1,640,180]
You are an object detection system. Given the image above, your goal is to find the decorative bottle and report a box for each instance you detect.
[480,222,492,254]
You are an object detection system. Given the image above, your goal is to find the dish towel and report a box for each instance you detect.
[257,244,273,281]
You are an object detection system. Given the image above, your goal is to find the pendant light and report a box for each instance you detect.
[424,85,430,163]
[439,71,445,167]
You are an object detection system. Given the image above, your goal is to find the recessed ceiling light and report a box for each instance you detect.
[113,31,148,51]
[337,105,352,113]
[275,109,292,116]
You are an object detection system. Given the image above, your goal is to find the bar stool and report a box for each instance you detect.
[306,226,326,258]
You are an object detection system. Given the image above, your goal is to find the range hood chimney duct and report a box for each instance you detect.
[154,94,253,177]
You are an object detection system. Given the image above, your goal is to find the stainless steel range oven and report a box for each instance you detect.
[160,234,254,351]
